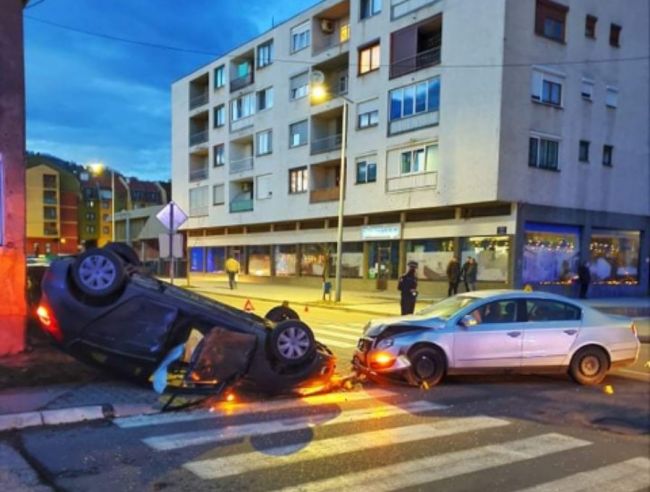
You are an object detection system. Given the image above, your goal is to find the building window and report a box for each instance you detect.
[257,40,273,68]
[213,105,225,127]
[212,184,224,205]
[609,23,621,47]
[360,0,381,19]
[290,22,310,53]
[602,145,614,167]
[589,229,640,284]
[289,120,308,148]
[531,69,563,106]
[257,87,273,111]
[85,212,96,221]
[85,225,96,234]
[102,226,110,235]
[585,15,597,38]
[213,144,225,167]
[289,167,308,193]
[579,140,590,163]
[43,207,57,220]
[461,236,510,282]
[389,15,442,79]
[43,174,57,189]
[290,72,309,100]
[340,23,350,43]
[214,65,225,89]
[535,0,568,43]
[389,77,440,121]
[605,87,618,108]
[358,110,379,128]
[359,42,380,75]
[400,145,437,175]
[231,93,255,121]
[529,136,560,170]
[356,159,377,184]
[189,186,209,217]
[256,130,272,156]
[581,79,594,100]
[43,190,57,204]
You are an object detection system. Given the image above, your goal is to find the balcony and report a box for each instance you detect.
[189,92,209,110]
[189,130,208,146]
[310,186,340,203]
[230,198,253,213]
[230,72,253,92]
[391,0,437,19]
[189,167,208,182]
[387,171,438,192]
[311,134,342,154]
[389,110,439,136]
[390,46,441,79]
[312,1,350,57]
[230,156,254,174]
[189,73,209,109]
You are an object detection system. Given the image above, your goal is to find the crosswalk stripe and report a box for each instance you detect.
[311,336,355,348]
[143,400,446,451]
[515,456,650,492]
[311,330,360,341]
[115,389,397,429]
[272,433,591,492]
[184,416,510,480]
[319,324,364,335]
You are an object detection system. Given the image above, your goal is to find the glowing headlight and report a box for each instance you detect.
[376,338,394,349]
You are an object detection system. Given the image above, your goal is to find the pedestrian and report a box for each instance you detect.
[322,274,332,302]
[461,257,471,292]
[225,256,240,290]
[464,257,478,292]
[398,261,418,315]
[577,261,591,299]
[446,256,461,296]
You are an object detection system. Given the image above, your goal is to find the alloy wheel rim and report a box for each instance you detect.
[580,355,600,377]
[277,326,310,359]
[79,255,117,291]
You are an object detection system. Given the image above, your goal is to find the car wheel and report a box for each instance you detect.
[71,248,126,298]
[269,320,315,366]
[265,305,300,323]
[569,346,609,385]
[104,242,141,266]
[407,346,446,387]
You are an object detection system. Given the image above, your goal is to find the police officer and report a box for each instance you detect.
[398,261,418,315]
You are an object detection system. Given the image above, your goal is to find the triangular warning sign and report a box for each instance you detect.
[243,299,255,312]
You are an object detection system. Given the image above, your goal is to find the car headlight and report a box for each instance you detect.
[376,338,394,349]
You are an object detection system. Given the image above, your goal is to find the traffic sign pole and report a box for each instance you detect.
[169,202,175,285]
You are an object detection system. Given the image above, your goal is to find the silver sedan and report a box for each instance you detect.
[353,290,640,386]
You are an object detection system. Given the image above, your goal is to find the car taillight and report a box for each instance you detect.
[36,304,63,342]
[631,322,638,338]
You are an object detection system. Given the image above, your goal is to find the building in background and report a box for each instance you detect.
[172,0,649,297]
[114,204,168,261]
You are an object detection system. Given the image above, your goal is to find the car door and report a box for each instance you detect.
[453,299,524,369]
[521,299,582,368]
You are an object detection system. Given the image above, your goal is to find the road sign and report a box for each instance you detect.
[156,201,188,233]
[159,233,184,259]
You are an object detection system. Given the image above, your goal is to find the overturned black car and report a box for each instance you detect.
[37,244,336,396]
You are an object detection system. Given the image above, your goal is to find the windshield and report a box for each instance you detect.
[417,295,480,320]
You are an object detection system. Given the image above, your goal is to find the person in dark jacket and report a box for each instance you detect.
[577,261,591,299]
[446,256,461,296]
[462,257,478,292]
[398,261,418,315]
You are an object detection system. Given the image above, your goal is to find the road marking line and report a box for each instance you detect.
[311,330,360,341]
[311,336,355,348]
[272,433,591,492]
[115,389,397,429]
[515,456,650,492]
[320,324,365,335]
[143,400,446,451]
[184,416,509,480]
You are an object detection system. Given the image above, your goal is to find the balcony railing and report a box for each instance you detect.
[310,187,340,203]
[230,198,254,213]
[311,76,348,106]
[230,156,254,174]
[388,109,439,136]
[230,72,254,92]
[389,46,441,79]
[311,133,342,154]
[391,0,437,19]
[189,92,209,110]
[189,167,208,182]
[189,130,208,146]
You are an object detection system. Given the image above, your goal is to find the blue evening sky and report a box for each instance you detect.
[24,0,311,180]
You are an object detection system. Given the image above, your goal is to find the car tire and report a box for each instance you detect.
[104,242,141,266]
[269,320,316,366]
[569,346,609,385]
[407,346,446,387]
[265,305,300,323]
[71,248,126,299]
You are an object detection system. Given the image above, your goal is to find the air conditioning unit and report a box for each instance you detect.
[320,19,335,33]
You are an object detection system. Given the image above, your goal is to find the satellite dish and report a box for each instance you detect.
[310,70,325,84]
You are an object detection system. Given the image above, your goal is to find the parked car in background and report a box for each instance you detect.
[354,290,639,387]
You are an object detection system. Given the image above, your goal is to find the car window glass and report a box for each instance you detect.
[418,295,480,320]
[468,300,518,325]
[526,300,581,322]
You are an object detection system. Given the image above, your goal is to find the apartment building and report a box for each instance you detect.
[171,0,649,297]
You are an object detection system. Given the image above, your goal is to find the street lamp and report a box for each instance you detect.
[88,162,115,243]
[311,78,352,303]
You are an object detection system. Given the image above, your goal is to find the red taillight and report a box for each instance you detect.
[36,304,63,342]
[631,322,638,337]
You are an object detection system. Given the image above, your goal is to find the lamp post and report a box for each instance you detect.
[88,163,115,243]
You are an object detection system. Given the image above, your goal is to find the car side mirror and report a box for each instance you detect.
[458,315,478,329]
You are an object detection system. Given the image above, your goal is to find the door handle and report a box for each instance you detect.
[563,329,578,336]
[507,331,521,338]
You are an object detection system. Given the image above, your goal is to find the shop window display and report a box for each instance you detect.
[190,247,205,272]
[332,243,363,278]
[301,243,334,277]
[406,239,454,280]
[248,245,271,276]
[367,241,399,280]
[275,244,297,276]
[589,230,640,284]
[523,223,579,284]
[206,247,226,273]
[461,236,510,282]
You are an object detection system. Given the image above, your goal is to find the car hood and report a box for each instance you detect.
[363,314,446,337]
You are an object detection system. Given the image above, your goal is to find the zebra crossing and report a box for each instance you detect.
[308,321,364,349]
[113,388,650,491]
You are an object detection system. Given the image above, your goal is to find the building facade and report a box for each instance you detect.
[171,0,649,297]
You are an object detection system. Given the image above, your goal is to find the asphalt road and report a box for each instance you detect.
[12,296,650,491]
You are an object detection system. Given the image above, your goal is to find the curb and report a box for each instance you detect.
[0,404,159,433]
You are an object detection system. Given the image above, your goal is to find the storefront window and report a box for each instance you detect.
[367,241,399,279]
[275,244,297,276]
[522,223,579,284]
[589,229,640,284]
[206,247,226,273]
[330,242,364,278]
[248,245,271,276]
[301,243,334,277]
[190,247,205,272]
[461,236,510,282]
[406,239,454,281]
